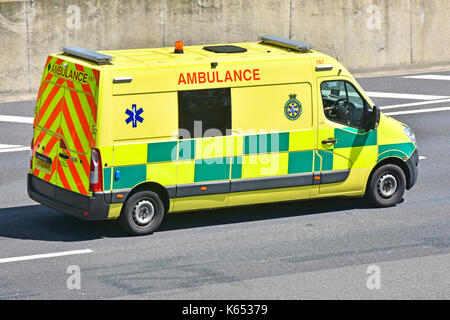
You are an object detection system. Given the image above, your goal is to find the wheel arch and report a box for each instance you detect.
[124,181,171,213]
[365,156,410,194]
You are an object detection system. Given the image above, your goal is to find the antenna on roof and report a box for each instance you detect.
[258,35,312,53]
[61,46,113,64]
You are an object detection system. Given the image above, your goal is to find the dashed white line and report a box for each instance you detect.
[0,115,33,124]
[0,147,29,153]
[385,106,450,116]
[0,144,29,153]
[419,156,427,160]
[366,91,450,101]
[403,75,450,81]
[0,144,21,148]
[380,98,450,110]
[0,249,93,264]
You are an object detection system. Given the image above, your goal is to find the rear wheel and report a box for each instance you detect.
[119,190,164,235]
[366,164,406,207]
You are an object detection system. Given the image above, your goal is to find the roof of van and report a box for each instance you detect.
[55,41,323,70]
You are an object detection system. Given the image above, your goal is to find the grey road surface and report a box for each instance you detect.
[0,70,449,300]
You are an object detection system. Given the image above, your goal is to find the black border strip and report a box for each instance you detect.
[230,173,313,193]
[106,170,350,201]
[175,170,350,198]
[321,170,350,184]
[176,181,230,198]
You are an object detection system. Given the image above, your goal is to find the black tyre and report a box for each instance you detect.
[366,164,406,207]
[119,190,165,236]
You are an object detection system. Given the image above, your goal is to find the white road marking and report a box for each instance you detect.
[366,91,450,100]
[380,98,450,110]
[0,249,93,264]
[0,144,21,148]
[403,75,450,81]
[0,115,33,124]
[419,156,427,160]
[0,146,29,153]
[0,144,30,153]
[385,106,450,116]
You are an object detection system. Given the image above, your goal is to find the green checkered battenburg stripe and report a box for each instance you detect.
[243,132,290,154]
[377,142,415,162]
[112,164,147,190]
[104,128,416,191]
[334,128,377,148]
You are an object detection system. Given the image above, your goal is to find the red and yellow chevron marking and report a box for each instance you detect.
[32,55,100,196]
[59,93,90,195]
[32,127,60,184]
[55,157,71,191]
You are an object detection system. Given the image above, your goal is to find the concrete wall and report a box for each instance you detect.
[0,0,449,93]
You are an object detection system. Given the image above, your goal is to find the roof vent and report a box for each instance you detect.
[203,45,247,53]
[61,46,113,64]
[258,35,312,53]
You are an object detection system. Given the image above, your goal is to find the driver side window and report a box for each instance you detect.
[320,80,366,128]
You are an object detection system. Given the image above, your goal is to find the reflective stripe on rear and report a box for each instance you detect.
[32,56,100,196]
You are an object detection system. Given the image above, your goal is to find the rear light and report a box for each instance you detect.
[29,137,34,170]
[89,148,103,192]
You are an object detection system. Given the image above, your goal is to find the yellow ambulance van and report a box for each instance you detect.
[28,35,419,235]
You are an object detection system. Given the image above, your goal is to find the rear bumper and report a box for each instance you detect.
[27,174,110,221]
[406,149,419,190]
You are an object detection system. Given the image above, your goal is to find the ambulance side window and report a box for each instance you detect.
[320,80,367,129]
[178,88,231,139]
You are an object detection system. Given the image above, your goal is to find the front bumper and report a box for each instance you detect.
[27,174,110,221]
[405,149,419,190]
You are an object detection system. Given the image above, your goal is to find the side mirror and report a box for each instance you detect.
[364,105,380,131]
[372,105,381,130]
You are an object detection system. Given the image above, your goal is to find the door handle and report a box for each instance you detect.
[322,138,337,145]
[59,152,69,159]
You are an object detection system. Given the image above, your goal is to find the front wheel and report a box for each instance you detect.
[366,164,406,207]
[119,190,165,236]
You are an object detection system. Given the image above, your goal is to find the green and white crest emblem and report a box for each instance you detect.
[284,94,302,120]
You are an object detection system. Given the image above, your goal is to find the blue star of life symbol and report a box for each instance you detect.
[125,104,144,128]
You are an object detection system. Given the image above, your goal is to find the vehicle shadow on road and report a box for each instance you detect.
[0,197,378,242]
[159,198,377,232]
[0,204,122,242]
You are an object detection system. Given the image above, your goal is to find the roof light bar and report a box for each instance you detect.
[61,46,113,64]
[258,35,312,53]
